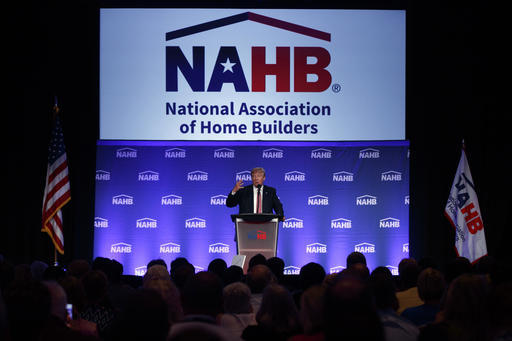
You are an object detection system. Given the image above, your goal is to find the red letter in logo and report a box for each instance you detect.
[461,202,484,234]
[294,47,331,92]
[252,47,290,92]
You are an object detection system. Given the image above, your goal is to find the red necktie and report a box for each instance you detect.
[257,188,262,213]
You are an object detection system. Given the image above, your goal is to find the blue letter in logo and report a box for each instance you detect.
[166,46,205,91]
[207,47,249,92]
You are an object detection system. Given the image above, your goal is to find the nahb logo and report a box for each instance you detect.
[356,195,377,206]
[379,217,400,228]
[386,265,399,276]
[308,195,329,206]
[359,148,380,159]
[160,242,181,254]
[403,243,409,253]
[248,230,267,240]
[284,266,300,275]
[209,243,230,253]
[236,170,252,182]
[282,218,304,229]
[165,148,186,158]
[116,148,137,158]
[135,266,147,276]
[306,242,327,254]
[354,242,375,254]
[333,171,353,182]
[162,194,183,206]
[405,195,410,205]
[210,194,227,206]
[262,148,284,159]
[185,217,206,229]
[138,170,160,181]
[285,171,305,182]
[331,218,352,229]
[136,218,158,229]
[165,12,331,93]
[381,171,402,182]
[187,170,208,181]
[330,266,346,274]
[214,148,235,159]
[110,242,132,254]
[96,170,111,181]
[311,148,332,159]
[112,194,134,205]
[94,217,109,228]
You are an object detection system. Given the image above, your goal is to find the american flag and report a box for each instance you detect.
[42,114,71,255]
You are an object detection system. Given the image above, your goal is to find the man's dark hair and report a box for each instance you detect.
[267,257,285,281]
[208,258,227,281]
[248,253,267,270]
[346,252,367,268]
[300,262,326,290]
[148,258,167,270]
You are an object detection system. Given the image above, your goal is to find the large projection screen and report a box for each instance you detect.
[100,9,405,141]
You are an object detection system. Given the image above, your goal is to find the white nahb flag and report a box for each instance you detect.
[444,145,487,263]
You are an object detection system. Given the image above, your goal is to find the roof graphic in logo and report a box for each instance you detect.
[166,12,331,42]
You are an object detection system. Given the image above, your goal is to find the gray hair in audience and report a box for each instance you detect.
[223,282,252,314]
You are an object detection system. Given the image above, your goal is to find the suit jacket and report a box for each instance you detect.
[226,185,284,217]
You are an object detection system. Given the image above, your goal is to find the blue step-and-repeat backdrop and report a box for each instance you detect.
[93,140,409,276]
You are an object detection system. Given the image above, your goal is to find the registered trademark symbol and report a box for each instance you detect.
[331,83,342,93]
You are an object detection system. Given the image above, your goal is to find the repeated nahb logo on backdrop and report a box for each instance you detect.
[355,242,375,253]
[209,243,230,253]
[311,148,332,159]
[165,148,186,158]
[331,218,352,229]
[333,171,353,182]
[166,12,332,94]
[210,195,227,206]
[162,194,183,206]
[359,148,380,159]
[381,171,402,182]
[112,194,134,205]
[214,148,235,158]
[330,266,345,274]
[236,170,252,182]
[110,242,132,254]
[138,171,160,181]
[285,171,305,182]
[308,195,329,206]
[356,195,377,206]
[136,218,158,229]
[379,217,400,229]
[284,266,301,275]
[116,148,137,158]
[187,170,208,181]
[94,217,109,228]
[262,148,284,159]
[282,218,304,229]
[185,217,206,228]
[96,170,111,181]
[160,242,181,254]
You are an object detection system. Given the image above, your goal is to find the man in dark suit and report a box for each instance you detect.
[226,167,284,219]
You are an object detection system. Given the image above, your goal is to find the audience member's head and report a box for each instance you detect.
[43,280,68,321]
[246,264,275,294]
[444,256,471,284]
[418,256,439,272]
[181,271,224,318]
[108,288,170,341]
[81,269,109,305]
[59,274,86,314]
[208,258,228,281]
[369,266,398,311]
[340,263,370,282]
[248,253,267,270]
[223,282,252,314]
[299,262,326,291]
[110,259,123,284]
[346,251,367,268]
[472,255,496,276]
[324,274,384,341]
[30,260,48,281]
[441,273,489,340]
[487,281,512,340]
[148,258,167,270]
[417,267,446,304]
[92,257,113,281]
[170,260,195,292]
[256,284,301,338]
[42,264,66,282]
[223,265,243,286]
[67,259,90,279]
[4,279,52,341]
[398,258,420,290]
[267,257,285,281]
[143,265,183,324]
[300,285,325,334]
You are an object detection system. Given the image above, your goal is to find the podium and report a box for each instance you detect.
[231,214,281,273]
